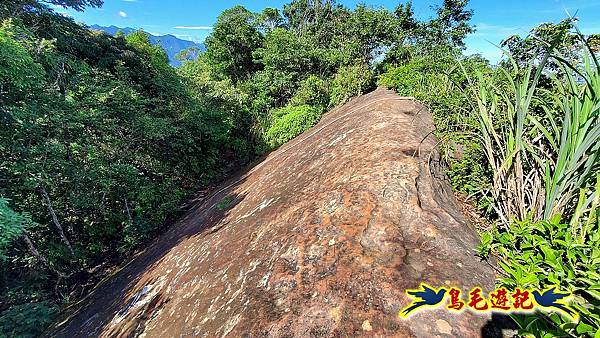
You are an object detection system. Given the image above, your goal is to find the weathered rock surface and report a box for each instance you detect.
[52,88,494,337]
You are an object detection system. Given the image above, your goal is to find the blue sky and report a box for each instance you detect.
[53,0,600,63]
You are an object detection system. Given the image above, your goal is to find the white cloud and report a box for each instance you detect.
[172,34,203,43]
[173,26,213,30]
[119,11,127,18]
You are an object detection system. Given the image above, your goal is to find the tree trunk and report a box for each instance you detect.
[23,233,48,266]
[124,198,133,223]
[40,186,75,257]
[23,234,66,278]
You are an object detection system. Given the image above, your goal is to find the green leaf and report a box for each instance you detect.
[577,322,595,334]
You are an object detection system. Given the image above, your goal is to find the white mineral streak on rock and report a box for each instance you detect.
[237,197,279,222]
[220,313,242,337]
[110,276,166,326]
[257,270,271,288]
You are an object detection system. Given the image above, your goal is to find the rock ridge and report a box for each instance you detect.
[52,87,494,337]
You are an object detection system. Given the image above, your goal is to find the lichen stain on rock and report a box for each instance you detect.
[51,88,494,337]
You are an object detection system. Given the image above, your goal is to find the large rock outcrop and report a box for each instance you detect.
[52,88,494,337]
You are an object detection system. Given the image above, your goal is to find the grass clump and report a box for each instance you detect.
[468,24,600,336]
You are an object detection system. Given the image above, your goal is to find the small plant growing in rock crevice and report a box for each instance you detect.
[216,195,234,211]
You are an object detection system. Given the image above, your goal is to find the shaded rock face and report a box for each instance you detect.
[52,88,494,337]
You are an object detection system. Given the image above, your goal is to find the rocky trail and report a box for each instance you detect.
[51,88,497,337]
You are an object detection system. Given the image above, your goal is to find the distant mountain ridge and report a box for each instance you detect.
[89,25,204,66]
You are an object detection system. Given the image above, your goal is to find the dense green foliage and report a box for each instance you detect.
[264,105,321,148]
[179,0,460,151]
[0,4,248,336]
[1,0,599,337]
[480,197,599,336]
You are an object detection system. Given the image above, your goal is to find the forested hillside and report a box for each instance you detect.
[1,0,599,337]
[1,0,253,335]
[89,25,205,66]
